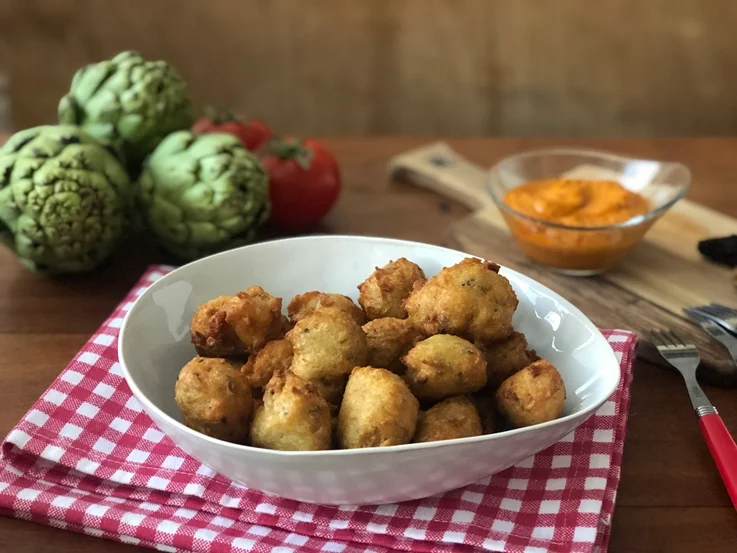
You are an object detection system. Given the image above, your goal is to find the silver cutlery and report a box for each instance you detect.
[649,329,737,510]
[684,304,737,335]
[684,311,737,368]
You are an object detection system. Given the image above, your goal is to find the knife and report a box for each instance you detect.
[687,312,737,367]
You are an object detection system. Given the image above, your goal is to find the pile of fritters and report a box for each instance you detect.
[174,257,567,451]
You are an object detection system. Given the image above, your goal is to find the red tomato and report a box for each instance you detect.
[191,108,272,151]
[261,137,342,231]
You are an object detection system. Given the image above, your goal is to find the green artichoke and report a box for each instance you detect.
[138,131,270,260]
[0,125,131,274]
[58,50,193,170]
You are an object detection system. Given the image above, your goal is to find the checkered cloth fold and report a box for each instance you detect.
[0,266,637,553]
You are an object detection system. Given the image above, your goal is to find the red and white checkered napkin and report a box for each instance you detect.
[0,266,637,553]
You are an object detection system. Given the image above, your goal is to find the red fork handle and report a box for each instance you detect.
[698,413,737,510]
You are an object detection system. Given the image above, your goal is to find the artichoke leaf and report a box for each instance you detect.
[0,158,13,187]
[149,195,185,226]
[149,131,196,157]
[188,221,228,245]
[2,128,39,154]
[83,88,121,124]
[57,96,82,126]
[151,158,199,195]
[117,113,147,141]
[103,66,134,96]
[187,133,241,158]
[149,208,189,244]
[178,184,215,221]
[68,61,115,105]
[0,186,17,231]
[197,153,231,182]
[218,214,252,234]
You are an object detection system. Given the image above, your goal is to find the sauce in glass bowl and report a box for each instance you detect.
[504,178,650,228]
[500,178,654,275]
[487,148,690,276]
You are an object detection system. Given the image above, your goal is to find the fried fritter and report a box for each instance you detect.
[190,296,240,356]
[413,396,482,443]
[190,286,283,357]
[363,317,423,374]
[241,339,293,390]
[174,356,253,443]
[357,258,426,320]
[482,331,539,388]
[310,375,347,406]
[495,359,566,427]
[338,366,419,449]
[404,258,518,342]
[402,334,487,401]
[250,370,332,451]
[280,315,294,335]
[286,307,368,381]
[287,291,366,326]
[470,390,498,435]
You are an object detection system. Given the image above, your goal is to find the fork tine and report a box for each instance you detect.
[709,303,737,316]
[659,330,678,347]
[706,304,737,317]
[684,308,708,321]
[698,304,723,316]
[666,329,685,346]
[649,330,668,347]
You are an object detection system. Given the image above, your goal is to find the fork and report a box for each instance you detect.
[684,304,737,335]
[684,310,737,368]
[650,329,737,509]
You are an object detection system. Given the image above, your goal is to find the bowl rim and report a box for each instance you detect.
[486,147,691,231]
[118,234,622,458]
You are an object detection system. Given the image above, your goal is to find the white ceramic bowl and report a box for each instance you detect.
[119,236,620,505]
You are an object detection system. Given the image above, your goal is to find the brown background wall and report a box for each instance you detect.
[1,0,736,137]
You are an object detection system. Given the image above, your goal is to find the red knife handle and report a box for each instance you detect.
[698,413,737,510]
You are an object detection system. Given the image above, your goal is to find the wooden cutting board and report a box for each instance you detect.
[388,142,737,387]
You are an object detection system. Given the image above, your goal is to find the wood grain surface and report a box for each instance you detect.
[2,137,737,551]
[3,1,737,136]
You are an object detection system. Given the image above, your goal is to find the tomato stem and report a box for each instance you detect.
[266,138,313,170]
[203,106,241,125]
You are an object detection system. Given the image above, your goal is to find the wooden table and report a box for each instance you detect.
[1,137,736,552]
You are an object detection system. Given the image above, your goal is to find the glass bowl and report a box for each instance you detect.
[487,148,691,276]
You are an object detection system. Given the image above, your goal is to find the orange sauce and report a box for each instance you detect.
[502,179,652,272]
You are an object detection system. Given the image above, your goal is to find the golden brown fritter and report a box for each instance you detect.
[286,307,368,381]
[495,359,566,427]
[241,339,293,390]
[481,331,539,388]
[470,390,498,435]
[190,296,241,357]
[309,375,347,407]
[402,334,487,401]
[404,258,518,342]
[250,370,332,451]
[174,356,253,443]
[413,396,483,443]
[357,258,426,320]
[338,366,419,449]
[287,291,366,326]
[331,415,340,448]
[280,315,294,336]
[190,286,283,357]
[363,317,423,374]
